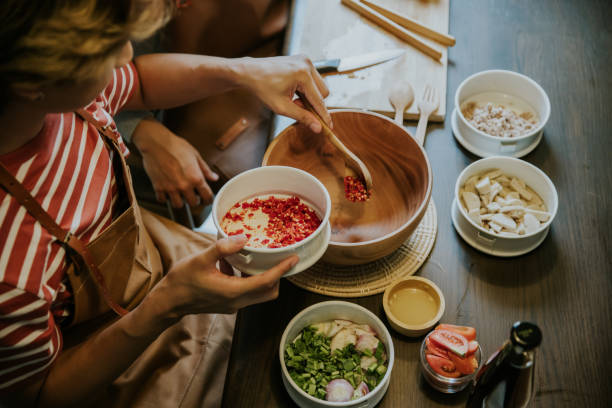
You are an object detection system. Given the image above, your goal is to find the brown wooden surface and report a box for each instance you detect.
[287,0,449,122]
[222,0,612,407]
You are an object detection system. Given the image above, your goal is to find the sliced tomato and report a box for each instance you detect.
[435,324,477,342]
[445,369,462,378]
[447,351,478,375]
[467,340,479,355]
[430,329,468,357]
[425,354,461,378]
[470,355,479,371]
[426,336,449,358]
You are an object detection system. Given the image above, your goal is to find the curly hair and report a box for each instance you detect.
[0,0,174,111]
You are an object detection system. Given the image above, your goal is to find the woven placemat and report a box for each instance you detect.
[288,200,438,297]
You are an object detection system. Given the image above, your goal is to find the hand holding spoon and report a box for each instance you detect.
[389,81,415,125]
[296,92,373,191]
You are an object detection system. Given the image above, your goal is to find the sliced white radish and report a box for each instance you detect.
[486,202,501,213]
[489,221,502,233]
[311,321,343,338]
[462,191,481,212]
[351,323,376,335]
[491,213,517,231]
[525,208,550,222]
[523,213,540,233]
[330,328,357,351]
[489,182,503,202]
[355,333,379,353]
[360,355,377,370]
[476,176,491,195]
[467,209,481,226]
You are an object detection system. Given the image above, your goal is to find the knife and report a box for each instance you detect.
[314,49,405,74]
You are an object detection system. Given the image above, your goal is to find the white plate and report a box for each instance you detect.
[451,108,543,158]
[450,198,548,257]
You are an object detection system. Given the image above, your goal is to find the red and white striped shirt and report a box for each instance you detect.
[0,63,138,390]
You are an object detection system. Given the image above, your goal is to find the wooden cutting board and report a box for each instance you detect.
[284,0,449,122]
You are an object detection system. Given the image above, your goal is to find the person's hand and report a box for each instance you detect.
[154,235,298,316]
[237,55,331,133]
[132,117,218,207]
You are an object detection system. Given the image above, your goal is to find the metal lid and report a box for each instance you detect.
[510,321,542,350]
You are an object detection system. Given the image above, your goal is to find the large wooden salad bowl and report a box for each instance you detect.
[263,110,432,265]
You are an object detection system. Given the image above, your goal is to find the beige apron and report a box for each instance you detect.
[0,115,234,408]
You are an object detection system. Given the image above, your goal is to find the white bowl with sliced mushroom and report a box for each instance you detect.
[452,156,558,256]
[280,301,394,407]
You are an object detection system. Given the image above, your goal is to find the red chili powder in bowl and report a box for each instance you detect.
[343,176,370,202]
[221,194,322,248]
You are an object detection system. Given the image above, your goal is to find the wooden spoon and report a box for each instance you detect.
[389,81,414,125]
[296,92,373,191]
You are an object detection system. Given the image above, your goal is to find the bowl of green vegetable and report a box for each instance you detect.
[280,301,394,407]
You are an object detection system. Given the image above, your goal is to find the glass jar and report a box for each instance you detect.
[420,331,482,393]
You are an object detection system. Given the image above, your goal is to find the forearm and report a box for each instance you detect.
[127,53,249,111]
[124,53,330,134]
[37,291,178,407]
[115,110,154,144]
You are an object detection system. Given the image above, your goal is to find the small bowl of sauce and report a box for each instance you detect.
[382,277,445,337]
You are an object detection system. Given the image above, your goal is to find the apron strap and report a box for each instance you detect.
[0,116,129,317]
[0,162,71,242]
[75,109,133,212]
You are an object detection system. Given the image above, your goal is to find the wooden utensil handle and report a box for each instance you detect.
[295,91,329,131]
[341,0,442,61]
[296,91,373,190]
[296,92,353,160]
[360,0,456,46]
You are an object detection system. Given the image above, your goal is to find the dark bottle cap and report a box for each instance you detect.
[510,321,542,350]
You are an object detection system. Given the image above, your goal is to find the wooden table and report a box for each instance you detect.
[222,1,612,406]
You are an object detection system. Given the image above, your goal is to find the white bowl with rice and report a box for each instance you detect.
[452,70,551,158]
[452,156,558,257]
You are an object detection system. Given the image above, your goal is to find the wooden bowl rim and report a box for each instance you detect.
[263,109,433,247]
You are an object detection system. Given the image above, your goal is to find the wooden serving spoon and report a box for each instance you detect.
[296,92,373,191]
[389,81,415,125]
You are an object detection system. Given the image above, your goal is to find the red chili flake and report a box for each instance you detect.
[344,176,370,202]
[223,211,244,222]
[228,229,244,236]
[222,195,321,248]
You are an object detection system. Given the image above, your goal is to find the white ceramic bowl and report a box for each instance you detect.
[280,301,395,408]
[212,166,331,276]
[452,156,558,257]
[454,70,551,157]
